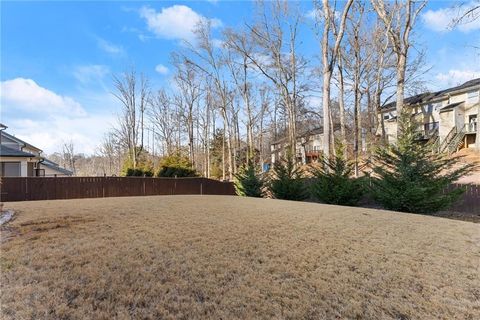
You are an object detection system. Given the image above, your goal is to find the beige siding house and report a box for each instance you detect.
[270,127,331,165]
[379,78,479,152]
[0,124,73,177]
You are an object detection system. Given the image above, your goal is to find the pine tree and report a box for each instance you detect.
[370,110,475,214]
[233,161,264,197]
[310,149,365,206]
[268,154,308,201]
[156,153,197,177]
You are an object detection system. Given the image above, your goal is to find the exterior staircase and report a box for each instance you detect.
[439,126,466,154]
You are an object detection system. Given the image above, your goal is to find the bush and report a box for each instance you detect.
[125,168,153,177]
[268,155,307,201]
[310,152,364,206]
[234,161,263,197]
[156,154,197,177]
[157,166,197,178]
[121,154,154,177]
[370,110,475,214]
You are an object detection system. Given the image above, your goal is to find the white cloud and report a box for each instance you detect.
[8,114,114,155]
[1,78,86,116]
[211,38,224,48]
[306,8,339,21]
[73,65,110,83]
[155,64,169,75]
[96,37,124,55]
[139,5,222,41]
[422,3,480,32]
[306,8,323,20]
[1,78,115,154]
[435,69,480,87]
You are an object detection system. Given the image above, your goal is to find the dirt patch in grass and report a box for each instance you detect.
[1,196,479,319]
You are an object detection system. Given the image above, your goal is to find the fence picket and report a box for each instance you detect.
[0,177,235,202]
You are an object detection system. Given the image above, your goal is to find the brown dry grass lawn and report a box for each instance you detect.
[1,196,479,319]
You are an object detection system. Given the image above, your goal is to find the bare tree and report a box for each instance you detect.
[224,34,256,162]
[371,0,427,137]
[98,132,120,175]
[336,53,347,152]
[346,2,367,176]
[172,56,202,166]
[370,17,396,141]
[148,89,178,156]
[451,1,480,28]
[317,0,353,159]
[181,20,235,180]
[112,69,149,168]
[62,141,76,175]
[228,0,307,157]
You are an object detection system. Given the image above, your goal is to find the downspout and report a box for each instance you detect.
[37,157,45,177]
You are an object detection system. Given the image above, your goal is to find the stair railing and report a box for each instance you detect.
[439,126,457,153]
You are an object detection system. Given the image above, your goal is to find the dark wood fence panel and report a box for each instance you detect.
[0,177,235,202]
[447,183,480,214]
[1,177,477,213]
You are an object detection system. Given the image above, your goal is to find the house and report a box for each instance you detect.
[271,127,331,165]
[0,124,73,177]
[379,78,479,152]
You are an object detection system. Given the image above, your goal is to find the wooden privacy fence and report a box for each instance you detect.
[0,177,235,202]
[444,183,480,214]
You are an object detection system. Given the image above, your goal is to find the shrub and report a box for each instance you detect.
[156,154,197,177]
[234,161,263,197]
[121,155,154,177]
[268,155,307,201]
[370,110,475,214]
[310,152,364,206]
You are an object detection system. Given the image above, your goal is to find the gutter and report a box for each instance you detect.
[36,158,45,176]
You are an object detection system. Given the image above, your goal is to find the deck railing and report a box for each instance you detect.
[465,122,477,134]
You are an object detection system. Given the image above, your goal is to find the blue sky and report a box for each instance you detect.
[1,0,479,154]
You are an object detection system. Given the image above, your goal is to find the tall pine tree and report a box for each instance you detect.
[370,110,475,214]
[310,148,365,206]
[234,161,264,197]
[268,154,308,201]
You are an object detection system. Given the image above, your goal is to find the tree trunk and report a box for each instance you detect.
[222,118,226,181]
[322,69,332,159]
[188,108,194,167]
[337,62,347,154]
[395,53,407,138]
[354,82,360,177]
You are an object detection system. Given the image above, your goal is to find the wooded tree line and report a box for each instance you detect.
[57,0,437,178]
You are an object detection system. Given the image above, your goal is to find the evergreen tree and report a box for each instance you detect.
[370,110,475,214]
[268,154,308,201]
[234,161,264,197]
[310,149,365,206]
[121,150,154,177]
[156,153,197,177]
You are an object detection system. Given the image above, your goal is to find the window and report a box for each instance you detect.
[424,122,439,131]
[426,104,433,113]
[0,162,21,177]
[467,90,479,104]
[383,114,391,120]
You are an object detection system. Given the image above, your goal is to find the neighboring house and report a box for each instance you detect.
[379,78,480,152]
[271,127,335,165]
[0,124,73,177]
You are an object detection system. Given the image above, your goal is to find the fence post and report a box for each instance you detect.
[25,177,28,201]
